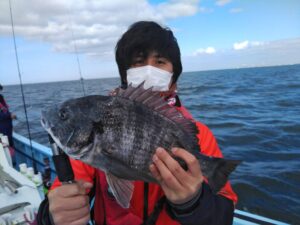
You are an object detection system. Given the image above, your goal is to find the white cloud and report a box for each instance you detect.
[198,7,214,13]
[0,0,200,58]
[157,0,199,18]
[194,47,216,55]
[233,40,265,50]
[251,41,265,47]
[233,40,249,50]
[229,8,243,13]
[184,38,300,71]
[215,0,232,7]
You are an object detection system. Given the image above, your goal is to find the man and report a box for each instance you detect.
[0,84,16,147]
[37,21,237,225]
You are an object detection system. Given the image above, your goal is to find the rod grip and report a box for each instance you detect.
[52,152,74,183]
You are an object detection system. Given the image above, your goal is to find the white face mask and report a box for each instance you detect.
[127,65,173,91]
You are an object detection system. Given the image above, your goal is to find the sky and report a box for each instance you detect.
[0,0,300,85]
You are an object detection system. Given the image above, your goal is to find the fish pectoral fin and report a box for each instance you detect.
[106,172,134,208]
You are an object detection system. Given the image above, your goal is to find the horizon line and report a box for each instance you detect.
[3,62,300,86]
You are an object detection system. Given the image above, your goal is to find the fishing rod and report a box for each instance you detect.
[8,0,37,172]
[68,8,86,96]
[73,35,86,96]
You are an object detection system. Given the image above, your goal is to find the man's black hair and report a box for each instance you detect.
[0,84,3,91]
[115,21,182,88]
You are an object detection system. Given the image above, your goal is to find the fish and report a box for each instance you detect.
[41,83,241,208]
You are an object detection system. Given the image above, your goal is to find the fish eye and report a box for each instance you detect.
[58,108,68,120]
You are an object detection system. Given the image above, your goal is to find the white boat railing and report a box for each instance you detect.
[12,132,56,181]
[233,209,289,225]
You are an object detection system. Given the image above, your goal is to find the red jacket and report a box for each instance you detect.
[50,106,237,225]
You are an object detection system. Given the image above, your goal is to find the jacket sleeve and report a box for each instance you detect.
[0,111,11,121]
[166,182,234,225]
[37,196,55,225]
[37,159,96,225]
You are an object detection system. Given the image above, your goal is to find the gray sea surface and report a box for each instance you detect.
[3,64,300,224]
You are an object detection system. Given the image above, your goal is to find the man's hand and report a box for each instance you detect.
[108,88,120,96]
[149,147,203,204]
[48,180,93,225]
[11,113,17,120]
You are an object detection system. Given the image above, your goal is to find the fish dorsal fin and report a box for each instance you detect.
[117,83,198,135]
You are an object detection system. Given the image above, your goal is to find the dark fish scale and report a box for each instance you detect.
[99,98,169,175]
[126,107,156,170]
[109,102,183,175]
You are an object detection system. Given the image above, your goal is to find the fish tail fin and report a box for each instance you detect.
[203,157,241,194]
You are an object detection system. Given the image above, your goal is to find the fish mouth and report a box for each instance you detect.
[41,117,94,159]
[45,126,92,159]
[41,114,72,154]
[41,110,55,131]
[41,114,49,130]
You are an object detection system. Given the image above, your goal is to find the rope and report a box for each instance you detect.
[8,0,37,172]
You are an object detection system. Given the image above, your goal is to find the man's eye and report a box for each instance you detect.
[132,58,144,65]
[157,59,166,64]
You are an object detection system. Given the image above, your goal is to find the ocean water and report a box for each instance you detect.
[3,64,300,224]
